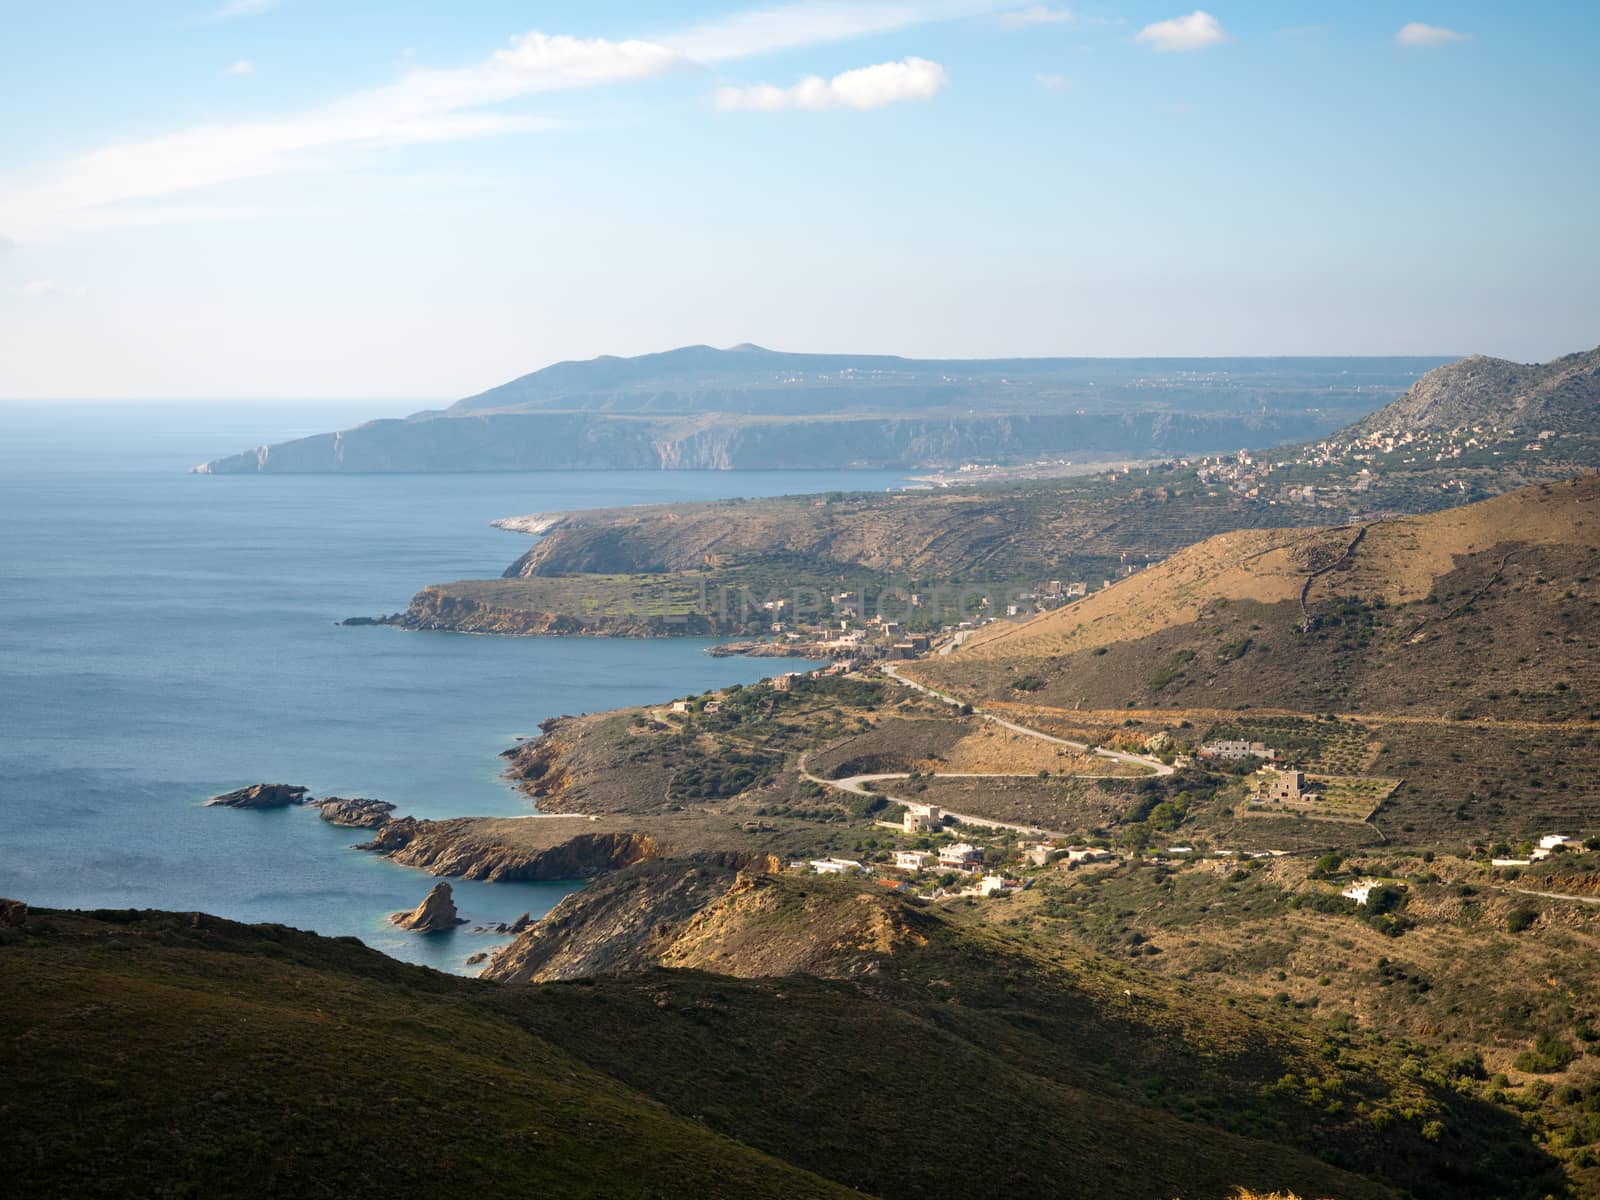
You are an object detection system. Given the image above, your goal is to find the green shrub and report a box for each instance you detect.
[1506,906,1539,934]
[1513,1032,1577,1074]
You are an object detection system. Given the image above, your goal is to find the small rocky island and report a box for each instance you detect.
[204,783,310,809]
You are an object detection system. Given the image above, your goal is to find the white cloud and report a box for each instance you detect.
[226,59,255,76]
[717,57,948,112]
[999,5,1073,29]
[1135,10,1228,52]
[1395,22,1469,47]
[1034,72,1070,89]
[1,2,1002,241]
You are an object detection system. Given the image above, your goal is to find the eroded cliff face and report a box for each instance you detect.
[502,727,569,802]
[483,862,740,983]
[483,864,923,986]
[658,870,928,981]
[198,406,1355,475]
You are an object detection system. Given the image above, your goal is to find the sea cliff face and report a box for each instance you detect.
[196,408,1358,474]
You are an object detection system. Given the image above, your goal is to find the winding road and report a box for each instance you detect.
[879,661,1175,777]
[795,663,1173,839]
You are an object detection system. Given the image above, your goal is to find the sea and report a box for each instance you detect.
[0,401,904,972]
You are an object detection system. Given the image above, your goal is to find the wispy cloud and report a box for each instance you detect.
[210,0,279,19]
[1034,72,1070,90]
[717,57,948,111]
[998,5,1073,29]
[1395,22,1470,48]
[1135,10,1228,52]
[3,1,1003,241]
[226,59,255,76]
[18,279,88,298]
[0,32,669,240]
[663,0,998,61]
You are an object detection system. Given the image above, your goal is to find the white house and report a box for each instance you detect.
[1020,841,1056,867]
[1340,878,1391,905]
[978,874,1016,896]
[1063,847,1114,866]
[937,842,983,872]
[1200,739,1278,761]
[893,850,931,872]
[810,857,866,875]
[1539,834,1583,852]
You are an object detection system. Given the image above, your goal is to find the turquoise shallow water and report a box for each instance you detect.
[0,402,898,971]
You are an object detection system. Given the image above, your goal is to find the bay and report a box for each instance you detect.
[0,401,901,971]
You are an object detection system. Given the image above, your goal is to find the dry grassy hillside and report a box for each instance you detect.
[955,474,1600,664]
[912,476,1600,842]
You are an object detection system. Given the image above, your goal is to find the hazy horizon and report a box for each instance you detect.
[0,342,1472,409]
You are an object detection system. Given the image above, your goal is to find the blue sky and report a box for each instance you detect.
[0,1,1595,399]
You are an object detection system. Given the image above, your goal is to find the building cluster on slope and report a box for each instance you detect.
[1170,419,1578,508]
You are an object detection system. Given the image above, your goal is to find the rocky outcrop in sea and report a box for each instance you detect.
[312,796,397,828]
[391,881,466,932]
[204,783,310,809]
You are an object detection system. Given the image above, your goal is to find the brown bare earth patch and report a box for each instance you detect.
[905,775,1141,831]
[934,722,1130,775]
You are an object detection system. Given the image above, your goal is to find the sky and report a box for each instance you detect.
[0,1,1595,400]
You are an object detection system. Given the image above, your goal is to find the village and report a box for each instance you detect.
[783,718,1596,914]
[1155,417,1581,510]
[739,572,1158,669]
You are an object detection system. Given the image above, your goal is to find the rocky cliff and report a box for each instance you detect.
[483,862,741,982]
[482,864,927,986]
[198,408,1363,474]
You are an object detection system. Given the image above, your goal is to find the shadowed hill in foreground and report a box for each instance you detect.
[1,896,1560,1200]
[0,896,1561,1200]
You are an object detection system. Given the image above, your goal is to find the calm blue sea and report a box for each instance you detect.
[0,401,901,971]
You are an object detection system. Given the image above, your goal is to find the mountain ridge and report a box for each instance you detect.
[1350,346,1600,438]
[193,345,1446,473]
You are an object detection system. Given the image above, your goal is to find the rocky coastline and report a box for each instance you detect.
[347,586,743,638]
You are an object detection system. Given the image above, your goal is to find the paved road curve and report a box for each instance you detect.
[879,661,1175,777]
